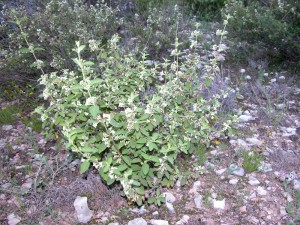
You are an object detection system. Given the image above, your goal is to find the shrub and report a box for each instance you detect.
[34,17,235,205]
[223,0,300,68]
[186,0,227,20]
[123,4,195,59]
[0,105,20,125]
[0,0,121,75]
[242,150,263,173]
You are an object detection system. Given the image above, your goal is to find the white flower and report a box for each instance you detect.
[240,69,246,73]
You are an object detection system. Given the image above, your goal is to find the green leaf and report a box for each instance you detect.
[34,47,45,52]
[100,51,107,59]
[81,147,97,153]
[141,128,149,136]
[107,177,115,185]
[97,143,106,154]
[137,137,147,144]
[78,45,86,52]
[141,152,150,160]
[142,163,150,175]
[136,198,143,206]
[89,105,100,117]
[139,177,148,187]
[90,78,103,85]
[19,48,30,53]
[118,164,128,172]
[129,140,136,148]
[180,177,187,186]
[84,61,94,66]
[122,156,132,166]
[148,197,155,204]
[80,161,90,174]
[110,119,122,128]
[149,143,158,151]
[139,114,149,120]
[136,187,145,195]
[131,180,141,186]
[149,156,160,163]
[131,158,141,163]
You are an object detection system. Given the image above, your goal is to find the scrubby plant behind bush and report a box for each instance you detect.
[34,17,235,205]
[186,0,227,20]
[224,0,300,69]
[124,4,194,59]
[0,0,120,75]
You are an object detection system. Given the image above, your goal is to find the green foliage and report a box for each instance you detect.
[1,81,37,101]
[242,150,262,173]
[22,115,43,132]
[224,0,300,68]
[124,4,195,59]
[187,0,227,20]
[0,0,120,74]
[33,17,235,205]
[0,105,20,125]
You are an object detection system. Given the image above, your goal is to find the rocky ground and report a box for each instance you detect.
[0,72,300,225]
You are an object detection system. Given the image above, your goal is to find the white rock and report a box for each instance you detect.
[131,205,147,215]
[2,125,13,131]
[238,115,255,122]
[287,193,293,202]
[73,196,93,224]
[152,211,159,216]
[275,104,286,110]
[279,76,285,82]
[7,213,21,225]
[293,88,300,96]
[0,139,5,149]
[270,78,276,83]
[229,178,239,185]
[165,202,175,213]
[108,223,119,225]
[213,199,225,210]
[163,192,176,203]
[239,206,247,213]
[246,138,263,146]
[293,180,300,190]
[257,186,267,196]
[258,162,272,172]
[0,194,5,200]
[237,139,249,147]
[128,218,147,225]
[194,195,203,209]
[233,168,245,177]
[21,179,33,189]
[176,215,190,225]
[189,181,201,193]
[245,75,251,80]
[248,176,260,186]
[244,110,251,115]
[216,168,227,175]
[1,183,12,189]
[150,219,169,225]
[280,206,287,216]
[286,127,296,133]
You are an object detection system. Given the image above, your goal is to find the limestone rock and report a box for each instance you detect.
[213,199,225,210]
[128,218,147,225]
[74,196,93,224]
[150,219,169,225]
[7,213,21,225]
[194,195,203,209]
